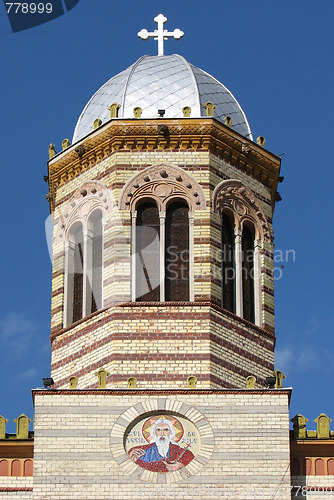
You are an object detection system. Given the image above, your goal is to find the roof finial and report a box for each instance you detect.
[137,14,184,56]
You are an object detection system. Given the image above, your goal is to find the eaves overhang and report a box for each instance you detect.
[47,117,281,213]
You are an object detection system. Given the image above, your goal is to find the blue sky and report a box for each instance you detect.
[0,0,333,434]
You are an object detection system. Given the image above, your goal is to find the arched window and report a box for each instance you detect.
[133,199,191,302]
[315,458,325,476]
[11,459,21,476]
[135,202,160,301]
[328,458,334,475]
[219,214,260,325]
[65,212,103,326]
[165,202,189,301]
[305,458,312,476]
[221,213,235,314]
[88,210,103,313]
[66,223,84,325]
[23,459,33,477]
[60,182,109,328]
[0,459,9,476]
[214,181,265,327]
[242,224,255,323]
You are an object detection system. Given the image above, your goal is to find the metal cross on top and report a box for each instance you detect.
[138,14,184,56]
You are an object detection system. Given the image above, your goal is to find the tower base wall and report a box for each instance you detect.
[51,304,275,390]
[33,389,291,499]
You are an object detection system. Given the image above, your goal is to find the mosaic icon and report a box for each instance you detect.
[125,414,199,473]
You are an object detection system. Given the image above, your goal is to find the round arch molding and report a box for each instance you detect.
[118,163,206,212]
[110,397,214,483]
[212,179,272,242]
[54,180,113,244]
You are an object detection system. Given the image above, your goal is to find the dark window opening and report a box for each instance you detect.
[165,202,189,301]
[221,213,235,313]
[91,214,102,313]
[136,203,160,301]
[72,228,83,323]
[242,224,255,323]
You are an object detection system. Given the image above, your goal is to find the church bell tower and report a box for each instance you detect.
[32,15,292,499]
[47,18,280,393]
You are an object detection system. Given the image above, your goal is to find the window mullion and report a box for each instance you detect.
[83,228,93,317]
[64,239,75,327]
[189,214,194,301]
[253,238,261,327]
[160,211,166,302]
[235,227,243,318]
[131,211,137,301]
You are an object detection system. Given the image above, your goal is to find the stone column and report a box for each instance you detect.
[83,228,93,317]
[253,238,262,327]
[131,212,137,302]
[159,211,166,302]
[189,215,194,301]
[64,240,75,327]
[235,228,243,318]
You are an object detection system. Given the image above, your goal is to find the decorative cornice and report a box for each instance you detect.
[32,387,292,404]
[47,118,281,212]
[291,439,334,446]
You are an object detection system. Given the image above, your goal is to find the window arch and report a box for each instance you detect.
[221,212,235,314]
[242,222,255,323]
[88,210,103,314]
[121,164,205,303]
[62,182,109,327]
[220,215,260,325]
[214,180,269,327]
[65,212,103,325]
[135,202,160,302]
[165,201,189,301]
[68,222,84,324]
[132,198,191,302]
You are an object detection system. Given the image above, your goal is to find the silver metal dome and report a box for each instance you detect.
[73,55,252,143]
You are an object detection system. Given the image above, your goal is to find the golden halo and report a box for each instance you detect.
[142,414,184,443]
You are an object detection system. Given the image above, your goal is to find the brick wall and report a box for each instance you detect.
[51,303,275,390]
[32,389,291,500]
[50,149,275,336]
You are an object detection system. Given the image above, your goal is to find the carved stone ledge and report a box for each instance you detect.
[47,119,280,212]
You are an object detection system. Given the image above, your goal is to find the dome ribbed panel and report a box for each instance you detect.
[73,66,133,143]
[122,55,200,119]
[190,64,252,138]
[72,55,252,142]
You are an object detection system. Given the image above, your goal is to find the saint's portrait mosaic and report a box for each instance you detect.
[124,414,200,473]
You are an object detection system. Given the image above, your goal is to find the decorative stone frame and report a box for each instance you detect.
[212,179,272,327]
[110,398,214,484]
[56,181,112,327]
[119,163,206,302]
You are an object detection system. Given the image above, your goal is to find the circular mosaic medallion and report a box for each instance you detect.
[110,398,214,483]
[125,413,200,473]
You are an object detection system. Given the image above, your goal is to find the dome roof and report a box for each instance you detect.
[73,54,252,143]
